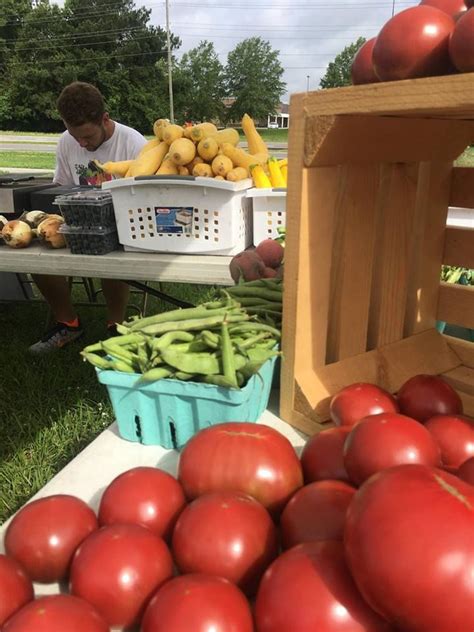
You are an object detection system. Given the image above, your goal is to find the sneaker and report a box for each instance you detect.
[29,321,84,355]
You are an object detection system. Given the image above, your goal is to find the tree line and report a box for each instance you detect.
[0,0,286,133]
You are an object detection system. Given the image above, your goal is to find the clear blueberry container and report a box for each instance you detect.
[59,224,120,255]
[54,190,116,228]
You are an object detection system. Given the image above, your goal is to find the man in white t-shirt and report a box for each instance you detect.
[29,81,147,354]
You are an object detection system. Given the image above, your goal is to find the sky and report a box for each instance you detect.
[52,0,422,102]
[146,0,420,101]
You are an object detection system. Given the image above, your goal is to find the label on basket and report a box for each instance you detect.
[155,206,193,234]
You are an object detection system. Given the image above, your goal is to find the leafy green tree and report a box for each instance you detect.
[4,0,181,131]
[225,37,285,123]
[173,41,225,123]
[319,37,366,89]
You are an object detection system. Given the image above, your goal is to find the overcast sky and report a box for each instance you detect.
[52,0,422,102]
[148,0,420,100]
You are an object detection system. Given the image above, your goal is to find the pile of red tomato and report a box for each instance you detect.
[1,373,473,631]
[351,0,474,83]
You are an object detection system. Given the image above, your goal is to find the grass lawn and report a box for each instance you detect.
[0,280,213,525]
[0,151,56,170]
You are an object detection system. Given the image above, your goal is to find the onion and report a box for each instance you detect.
[20,210,48,228]
[37,218,66,249]
[2,220,33,248]
[0,215,8,232]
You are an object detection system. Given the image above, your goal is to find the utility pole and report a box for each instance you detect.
[165,0,174,123]
[306,75,310,91]
[391,0,395,15]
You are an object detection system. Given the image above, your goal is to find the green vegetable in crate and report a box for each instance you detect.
[81,295,281,389]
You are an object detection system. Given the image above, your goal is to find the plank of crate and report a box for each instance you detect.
[304,115,473,167]
[437,283,474,329]
[457,391,474,418]
[294,329,460,424]
[302,73,474,119]
[367,163,418,348]
[403,162,453,337]
[443,227,474,270]
[442,366,474,396]
[326,164,379,362]
[445,335,474,369]
[450,167,474,209]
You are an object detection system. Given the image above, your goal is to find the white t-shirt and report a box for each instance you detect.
[54,122,147,186]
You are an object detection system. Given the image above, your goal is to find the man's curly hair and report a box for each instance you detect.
[57,82,105,126]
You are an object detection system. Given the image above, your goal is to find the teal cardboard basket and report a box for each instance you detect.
[97,355,277,450]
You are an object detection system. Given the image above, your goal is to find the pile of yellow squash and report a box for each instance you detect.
[95,114,275,183]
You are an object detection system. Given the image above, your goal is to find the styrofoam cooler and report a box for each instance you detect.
[246,187,286,244]
[102,175,253,255]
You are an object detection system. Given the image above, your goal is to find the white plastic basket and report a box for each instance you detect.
[246,187,287,244]
[102,176,253,255]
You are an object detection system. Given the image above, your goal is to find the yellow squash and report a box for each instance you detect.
[169,138,196,166]
[241,114,268,155]
[127,141,169,177]
[94,159,132,178]
[221,143,268,175]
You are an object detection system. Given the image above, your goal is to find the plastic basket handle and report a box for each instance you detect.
[134,175,196,182]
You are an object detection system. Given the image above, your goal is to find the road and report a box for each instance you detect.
[0,134,287,157]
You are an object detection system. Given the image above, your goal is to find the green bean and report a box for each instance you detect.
[82,342,103,354]
[229,323,281,338]
[230,296,280,307]
[224,286,282,302]
[237,332,273,349]
[203,375,239,388]
[187,340,210,353]
[150,331,195,351]
[161,348,220,375]
[140,312,249,336]
[174,371,196,381]
[201,330,220,349]
[101,340,138,363]
[138,367,174,382]
[233,278,282,289]
[245,308,282,318]
[110,359,136,373]
[116,323,131,335]
[247,347,280,363]
[220,321,238,388]
[129,304,239,331]
[105,333,145,346]
[81,352,113,370]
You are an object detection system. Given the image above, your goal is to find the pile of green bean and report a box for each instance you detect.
[81,295,281,388]
[222,278,283,326]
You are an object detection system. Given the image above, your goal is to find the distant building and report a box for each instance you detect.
[222,99,289,128]
[267,103,289,129]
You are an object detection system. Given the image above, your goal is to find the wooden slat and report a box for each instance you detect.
[450,167,474,209]
[404,162,452,336]
[305,116,474,167]
[301,73,474,120]
[458,391,474,418]
[280,93,310,424]
[367,163,416,348]
[443,226,474,269]
[288,329,461,430]
[326,164,379,362]
[444,335,474,368]
[442,366,474,396]
[437,283,474,329]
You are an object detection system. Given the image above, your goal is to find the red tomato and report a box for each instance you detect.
[420,0,467,15]
[351,38,379,84]
[329,383,398,428]
[424,414,474,467]
[449,8,474,71]
[98,466,186,540]
[2,595,109,632]
[300,426,352,483]
[70,523,173,629]
[177,422,303,516]
[397,374,463,422]
[0,555,33,626]
[343,412,441,485]
[345,464,474,631]
[172,491,278,595]
[142,574,254,632]
[280,480,356,549]
[458,456,474,485]
[255,541,392,632]
[4,494,98,583]
[373,6,455,81]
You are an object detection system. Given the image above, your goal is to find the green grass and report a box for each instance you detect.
[455,145,474,167]
[0,151,56,170]
[0,280,214,525]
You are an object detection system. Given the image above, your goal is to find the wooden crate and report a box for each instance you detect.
[280,73,474,436]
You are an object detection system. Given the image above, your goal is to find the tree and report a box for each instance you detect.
[319,37,366,89]
[3,0,181,132]
[173,41,225,123]
[225,37,285,123]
